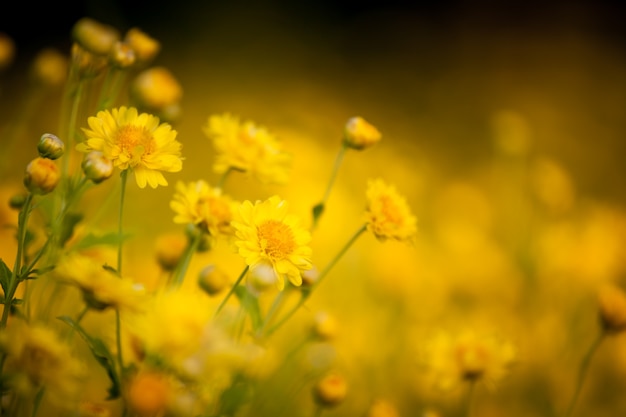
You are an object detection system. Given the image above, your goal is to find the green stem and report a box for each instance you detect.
[169,230,204,288]
[312,143,347,230]
[215,266,249,316]
[464,379,477,417]
[62,80,84,180]
[217,168,233,190]
[263,224,367,338]
[31,387,45,417]
[115,308,128,417]
[564,331,605,417]
[257,287,289,338]
[1,193,34,328]
[117,170,128,275]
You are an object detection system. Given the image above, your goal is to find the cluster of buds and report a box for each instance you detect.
[23,134,64,195]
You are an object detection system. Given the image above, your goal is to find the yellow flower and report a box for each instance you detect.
[0,320,85,405]
[0,32,15,70]
[124,27,161,64]
[77,106,183,188]
[313,371,348,408]
[131,67,182,112]
[598,283,626,334]
[232,196,312,290]
[421,329,516,391]
[170,180,236,237]
[343,116,382,150]
[54,252,146,312]
[364,178,418,244]
[203,113,291,184]
[126,370,172,416]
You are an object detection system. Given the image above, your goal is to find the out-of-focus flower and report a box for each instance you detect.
[343,116,382,150]
[232,196,312,290]
[154,232,188,271]
[72,17,120,56]
[109,41,136,69]
[530,156,575,215]
[77,402,111,417]
[170,180,236,237]
[126,369,172,416]
[53,252,146,312]
[246,263,279,295]
[127,289,212,367]
[198,264,230,296]
[24,157,60,195]
[130,67,182,121]
[366,399,400,417]
[364,178,417,244]
[30,48,68,88]
[0,32,15,70]
[124,27,161,64]
[490,109,532,156]
[312,371,348,408]
[81,151,114,184]
[77,106,183,188]
[203,113,291,184]
[0,320,85,405]
[70,43,108,79]
[598,284,626,334]
[421,329,516,391]
[37,133,65,160]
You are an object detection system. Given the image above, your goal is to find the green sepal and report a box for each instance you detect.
[57,315,121,399]
[312,202,325,222]
[234,286,263,333]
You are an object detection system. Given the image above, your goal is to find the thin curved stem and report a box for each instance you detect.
[169,230,204,288]
[215,265,249,316]
[312,143,347,230]
[263,224,367,338]
[564,331,605,417]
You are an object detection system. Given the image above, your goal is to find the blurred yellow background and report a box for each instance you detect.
[1,1,626,416]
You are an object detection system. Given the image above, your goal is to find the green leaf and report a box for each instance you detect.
[57,316,121,399]
[0,259,11,295]
[234,286,263,332]
[59,212,84,248]
[74,232,131,251]
[312,202,325,222]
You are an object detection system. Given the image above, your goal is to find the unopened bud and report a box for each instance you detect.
[109,41,136,69]
[198,265,230,296]
[598,284,626,334]
[37,133,65,159]
[71,43,109,79]
[124,28,161,64]
[154,233,187,271]
[312,311,339,341]
[82,151,114,184]
[72,17,120,56]
[131,67,182,111]
[24,157,60,195]
[343,116,382,150]
[313,372,348,408]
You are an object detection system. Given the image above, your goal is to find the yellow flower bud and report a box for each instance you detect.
[312,311,339,341]
[126,371,170,416]
[154,233,187,271]
[0,33,16,71]
[367,399,400,417]
[343,116,382,150]
[131,66,182,111]
[124,28,161,64]
[598,284,626,334]
[30,48,68,88]
[109,41,136,69]
[301,267,319,287]
[247,263,278,295]
[37,133,65,160]
[81,151,114,184]
[313,371,348,408]
[72,17,120,56]
[24,157,60,195]
[198,265,230,296]
[71,43,109,79]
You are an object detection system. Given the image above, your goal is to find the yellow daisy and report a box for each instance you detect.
[364,178,418,244]
[170,180,236,237]
[77,106,182,188]
[202,113,291,184]
[232,196,312,290]
[53,252,146,312]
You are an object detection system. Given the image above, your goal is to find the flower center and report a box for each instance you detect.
[257,220,295,260]
[380,195,403,225]
[116,125,155,162]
